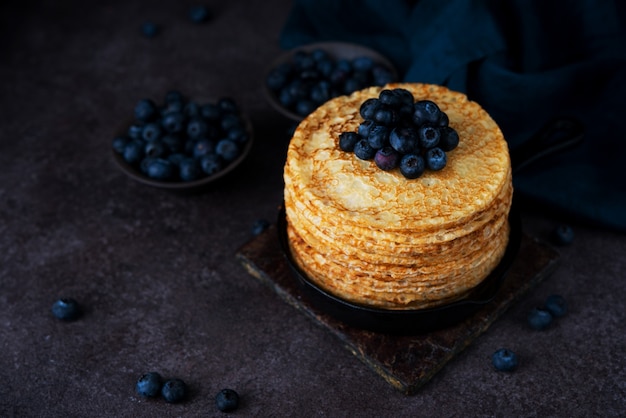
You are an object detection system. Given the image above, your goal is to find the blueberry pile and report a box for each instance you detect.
[338,88,459,179]
[266,48,396,117]
[112,91,250,183]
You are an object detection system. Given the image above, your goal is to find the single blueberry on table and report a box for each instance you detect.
[553,224,575,246]
[141,22,159,38]
[51,298,81,321]
[179,158,202,182]
[188,5,210,23]
[354,139,376,160]
[527,307,553,330]
[134,98,157,122]
[374,146,400,171]
[161,379,187,403]
[425,147,447,171]
[399,153,425,179]
[136,372,162,398]
[492,348,519,372]
[544,294,568,318]
[389,126,419,154]
[215,388,240,412]
[339,132,360,152]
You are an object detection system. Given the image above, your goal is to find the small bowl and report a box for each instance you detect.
[112,98,254,191]
[263,41,399,121]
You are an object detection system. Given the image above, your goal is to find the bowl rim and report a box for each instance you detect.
[263,41,399,122]
[111,102,254,190]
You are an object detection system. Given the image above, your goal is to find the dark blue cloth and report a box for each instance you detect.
[280,0,626,232]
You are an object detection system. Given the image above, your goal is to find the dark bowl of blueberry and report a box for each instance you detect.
[112,91,254,190]
[264,42,398,121]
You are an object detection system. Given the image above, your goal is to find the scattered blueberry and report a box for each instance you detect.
[544,294,568,318]
[51,298,81,321]
[188,5,210,23]
[215,388,239,412]
[136,372,162,398]
[552,224,575,246]
[161,379,187,403]
[527,307,553,330]
[492,348,519,372]
[252,219,271,236]
[141,22,159,38]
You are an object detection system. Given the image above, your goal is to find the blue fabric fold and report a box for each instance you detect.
[280,0,626,231]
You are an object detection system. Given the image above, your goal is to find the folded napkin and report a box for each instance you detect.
[280,0,626,232]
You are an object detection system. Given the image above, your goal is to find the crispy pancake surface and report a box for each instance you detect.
[283,83,512,310]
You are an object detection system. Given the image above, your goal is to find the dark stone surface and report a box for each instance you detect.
[1,0,625,416]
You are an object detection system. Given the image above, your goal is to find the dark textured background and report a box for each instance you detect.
[1,1,624,416]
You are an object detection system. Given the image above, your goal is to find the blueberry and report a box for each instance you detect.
[413,100,442,126]
[367,124,389,149]
[187,118,208,139]
[200,103,221,121]
[399,154,425,179]
[123,140,145,164]
[227,126,249,144]
[216,139,239,162]
[371,64,395,85]
[418,125,440,149]
[352,56,374,72]
[311,48,330,62]
[162,134,184,153]
[339,132,360,152]
[161,111,185,133]
[179,158,202,181]
[359,98,379,120]
[215,388,239,412]
[310,80,332,105]
[136,372,162,398]
[491,348,519,372]
[354,139,376,160]
[145,158,174,180]
[552,224,574,246]
[374,146,400,171]
[184,101,200,118]
[200,153,223,175]
[218,97,239,114]
[51,298,81,321]
[439,127,459,151]
[372,106,397,126]
[292,50,315,71]
[425,147,447,171]
[193,138,215,158]
[127,123,144,140]
[295,99,317,116]
[112,136,129,154]
[379,89,402,108]
[141,123,162,142]
[357,120,374,138]
[437,112,449,127]
[141,22,159,38]
[188,5,210,23]
[389,126,419,154]
[251,219,270,236]
[144,141,166,158]
[266,68,289,91]
[161,99,184,116]
[544,294,568,318]
[220,113,242,131]
[168,153,187,167]
[134,98,157,122]
[527,307,553,330]
[278,87,296,108]
[161,379,187,403]
[316,58,334,78]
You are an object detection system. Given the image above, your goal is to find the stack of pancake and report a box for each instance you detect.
[283,83,513,310]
